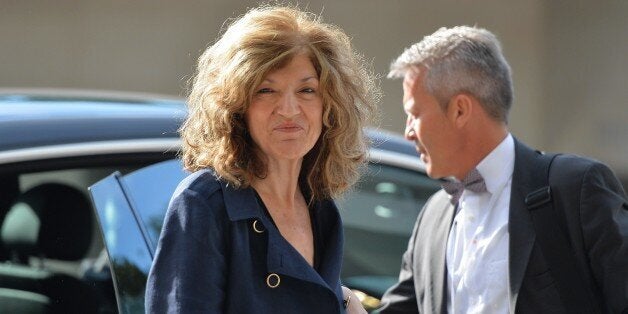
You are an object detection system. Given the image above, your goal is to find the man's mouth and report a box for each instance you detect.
[420,154,428,163]
[416,145,428,162]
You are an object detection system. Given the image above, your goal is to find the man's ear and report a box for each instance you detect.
[447,93,474,128]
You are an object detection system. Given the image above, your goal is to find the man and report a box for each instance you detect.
[377,26,628,313]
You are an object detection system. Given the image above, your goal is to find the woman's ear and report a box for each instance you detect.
[447,93,474,128]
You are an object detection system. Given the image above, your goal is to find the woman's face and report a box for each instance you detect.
[245,54,323,163]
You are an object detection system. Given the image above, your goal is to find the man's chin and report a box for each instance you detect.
[424,165,448,181]
[426,173,443,180]
[425,167,457,182]
[424,164,438,179]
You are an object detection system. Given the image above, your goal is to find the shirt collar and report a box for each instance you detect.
[476,133,515,194]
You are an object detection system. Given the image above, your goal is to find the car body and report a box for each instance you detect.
[0,89,440,313]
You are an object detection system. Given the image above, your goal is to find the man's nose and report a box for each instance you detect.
[276,93,300,118]
[405,125,417,141]
[404,117,417,140]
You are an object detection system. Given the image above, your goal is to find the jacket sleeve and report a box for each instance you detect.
[578,161,628,313]
[375,209,424,314]
[145,187,229,313]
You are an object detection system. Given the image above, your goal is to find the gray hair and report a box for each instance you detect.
[389,26,513,122]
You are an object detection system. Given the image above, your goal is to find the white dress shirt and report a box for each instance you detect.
[446,134,515,314]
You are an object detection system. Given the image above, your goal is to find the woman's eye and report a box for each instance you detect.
[257,88,273,94]
[300,88,316,93]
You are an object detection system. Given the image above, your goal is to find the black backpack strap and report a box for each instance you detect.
[524,153,600,314]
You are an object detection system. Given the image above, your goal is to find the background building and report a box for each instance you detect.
[2,0,627,185]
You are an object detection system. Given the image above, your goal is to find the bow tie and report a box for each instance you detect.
[441,168,487,205]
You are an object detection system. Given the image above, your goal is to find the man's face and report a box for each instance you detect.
[402,70,459,179]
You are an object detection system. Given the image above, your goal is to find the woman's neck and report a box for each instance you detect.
[251,158,304,212]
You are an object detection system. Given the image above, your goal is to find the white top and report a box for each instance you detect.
[446,134,515,314]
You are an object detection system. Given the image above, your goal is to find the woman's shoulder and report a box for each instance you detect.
[165,169,228,230]
[167,169,226,215]
[158,169,230,254]
[172,168,222,200]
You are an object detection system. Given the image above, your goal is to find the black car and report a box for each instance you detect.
[0,89,439,313]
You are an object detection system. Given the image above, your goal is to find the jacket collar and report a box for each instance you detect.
[508,137,546,312]
[219,179,260,221]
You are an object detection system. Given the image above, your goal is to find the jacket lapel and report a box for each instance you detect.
[220,180,335,290]
[265,230,331,287]
[508,138,545,312]
[434,195,456,314]
[266,200,342,290]
[416,190,456,313]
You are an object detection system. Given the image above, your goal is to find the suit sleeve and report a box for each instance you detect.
[578,162,628,313]
[375,208,424,314]
[145,188,229,313]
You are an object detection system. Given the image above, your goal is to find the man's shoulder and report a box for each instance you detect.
[554,153,603,169]
[551,153,613,181]
[554,154,625,193]
[513,138,610,179]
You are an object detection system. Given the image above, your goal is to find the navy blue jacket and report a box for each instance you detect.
[145,169,346,313]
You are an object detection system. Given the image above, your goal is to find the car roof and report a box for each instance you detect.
[0,89,186,152]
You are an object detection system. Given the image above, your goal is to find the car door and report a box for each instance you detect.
[89,159,186,314]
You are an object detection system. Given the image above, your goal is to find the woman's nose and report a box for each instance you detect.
[275,93,301,118]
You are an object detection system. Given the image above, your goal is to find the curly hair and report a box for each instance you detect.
[181,5,379,200]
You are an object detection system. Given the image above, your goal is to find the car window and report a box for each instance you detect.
[18,167,134,260]
[337,163,440,297]
[120,159,187,251]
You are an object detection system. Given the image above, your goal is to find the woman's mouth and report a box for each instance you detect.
[274,123,303,133]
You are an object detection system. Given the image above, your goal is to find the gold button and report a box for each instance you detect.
[252,220,265,233]
[266,273,280,288]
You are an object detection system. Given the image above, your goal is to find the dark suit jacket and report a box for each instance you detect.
[377,139,628,313]
[145,169,345,313]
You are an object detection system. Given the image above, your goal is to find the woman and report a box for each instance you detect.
[145,5,378,313]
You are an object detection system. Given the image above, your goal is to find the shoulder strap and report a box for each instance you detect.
[524,153,600,314]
